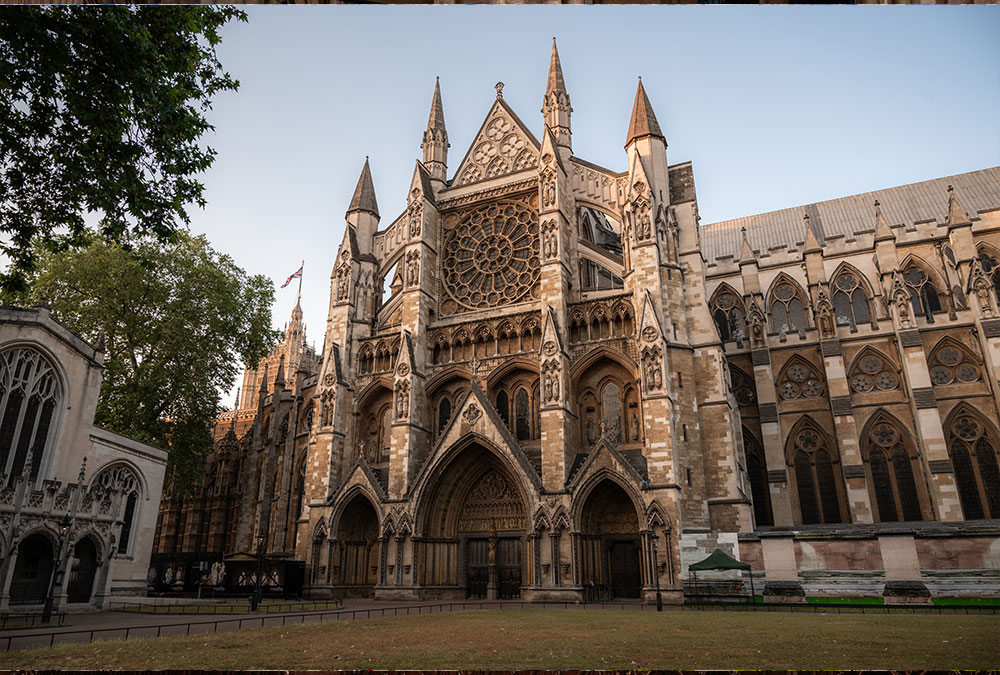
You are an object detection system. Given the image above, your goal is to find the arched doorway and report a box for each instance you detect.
[10,533,55,605]
[67,537,98,603]
[578,479,642,599]
[335,494,379,597]
[419,442,528,599]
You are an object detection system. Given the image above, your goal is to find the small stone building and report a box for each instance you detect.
[0,306,167,611]
[154,43,1000,603]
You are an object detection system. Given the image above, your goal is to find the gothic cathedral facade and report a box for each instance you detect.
[153,43,1000,602]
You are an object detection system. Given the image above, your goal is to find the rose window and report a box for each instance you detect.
[442,200,540,309]
[928,342,981,386]
[872,422,899,447]
[954,416,980,441]
[849,352,900,393]
[779,359,824,400]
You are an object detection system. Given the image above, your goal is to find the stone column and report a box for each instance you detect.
[759,532,805,603]
[879,531,931,605]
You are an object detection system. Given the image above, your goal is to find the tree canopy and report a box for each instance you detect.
[18,232,277,496]
[0,5,246,292]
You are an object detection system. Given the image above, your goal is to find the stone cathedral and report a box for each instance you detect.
[153,43,1000,603]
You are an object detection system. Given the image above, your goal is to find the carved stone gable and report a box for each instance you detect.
[453,103,539,187]
[457,469,526,532]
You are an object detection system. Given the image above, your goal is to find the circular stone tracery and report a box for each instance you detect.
[442,200,540,309]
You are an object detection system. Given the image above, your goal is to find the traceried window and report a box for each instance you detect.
[93,464,141,555]
[711,288,747,346]
[729,365,756,407]
[770,281,806,338]
[0,347,61,484]
[928,341,981,386]
[978,252,1000,300]
[437,398,452,435]
[849,350,900,394]
[947,413,1000,520]
[744,429,772,527]
[902,265,942,320]
[778,358,824,401]
[579,259,624,291]
[864,417,922,522]
[832,272,872,330]
[789,424,843,525]
[495,391,510,429]
[515,388,531,441]
[601,383,623,445]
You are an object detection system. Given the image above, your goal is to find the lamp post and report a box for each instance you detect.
[41,515,72,624]
[651,536,663,612]
[251,534,266,612]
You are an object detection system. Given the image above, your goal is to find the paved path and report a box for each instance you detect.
[1,599,654,651]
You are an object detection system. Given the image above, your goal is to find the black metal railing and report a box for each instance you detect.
[0,613,66,630]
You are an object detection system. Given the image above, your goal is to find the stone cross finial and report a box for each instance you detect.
[495,82,504,99]
[78,457,87,484]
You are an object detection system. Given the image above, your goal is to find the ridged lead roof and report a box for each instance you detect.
[701,167,1000,263]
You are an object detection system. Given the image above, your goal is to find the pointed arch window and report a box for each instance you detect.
[832,272,872,330]
[947,413,1000,520]
[864,417,922,522]
[515,388,530,441]
[770,281,807,338]
[849,350,900,394]
[93,464,142,555]
[928,341,981,386]
[437,398,451,435]
[495,391,509,428]
[902,265,942,320]
[778,358,825,401]
[744,429,772,527]
[0,347,61,484]
[711,288,747,346]
[729,365,757,407]
[978,252,1000,300]
[601,383,623,444]
[789,424,843,524]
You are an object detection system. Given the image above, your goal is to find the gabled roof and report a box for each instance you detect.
[701,167,1000,265]
[450,96,541,188]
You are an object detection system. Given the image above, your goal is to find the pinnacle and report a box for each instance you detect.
[803,213,822,253]
[739,226,756,264]
[626,77,664,147]
[347,157,379,218]
[427,77,446,133]
[546,38,567,99]
[946,184,972,228]
[874,198,895,242]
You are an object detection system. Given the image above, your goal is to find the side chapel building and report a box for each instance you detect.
[153,43,1000,602]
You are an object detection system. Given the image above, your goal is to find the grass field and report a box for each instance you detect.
[1,609,997,670]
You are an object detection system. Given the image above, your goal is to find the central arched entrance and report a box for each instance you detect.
[67,537,98,603]
[10,533,55,605]
[419,442,528,599]
[335,493,379,597]
[578,479,642,599]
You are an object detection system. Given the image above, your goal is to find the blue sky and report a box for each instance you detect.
[186,6,1000,404]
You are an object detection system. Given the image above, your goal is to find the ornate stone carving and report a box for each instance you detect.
[969,256,994,318]
[323,373,334,387]
[405,250,420,287]
[747,297,766,347]
[816,287,835,338]
[642,346,663,393]
[641,326,658,343]
[541,219,558,259]
[890,272,912,328]
[463,403,482,425]
[542,340,558,357]
[457,470,525,532]
[407,190,423,238]
[396,362,410,378]
[454,112,537,187]
[335,264,350,302]
[542,360,561,404]
[320,389,334,428]
[441,197,540,311]
[541,168,556,209]
[394,380,410,420]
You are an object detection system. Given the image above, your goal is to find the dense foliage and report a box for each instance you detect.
[0,5,246,292]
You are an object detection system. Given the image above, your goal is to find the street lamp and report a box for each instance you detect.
[251,534,266,612]
[651,536,663,612]
[42,515,72,624]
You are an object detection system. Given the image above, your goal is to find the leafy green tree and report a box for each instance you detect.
[22,232,277,495]
[0,5,246,292]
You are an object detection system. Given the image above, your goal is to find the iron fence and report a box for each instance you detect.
[109,599,344,615]
[0,613,66,630]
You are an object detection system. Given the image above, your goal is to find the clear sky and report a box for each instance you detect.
[185,5,1000,406]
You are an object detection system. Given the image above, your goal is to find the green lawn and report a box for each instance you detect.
[1,609,997,670]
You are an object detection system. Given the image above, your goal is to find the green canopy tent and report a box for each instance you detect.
[688,548,755,608]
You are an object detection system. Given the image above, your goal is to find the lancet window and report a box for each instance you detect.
[493,378,539,441]
[778,357,825,401]
[769,280,807,338]
[947,412,1000,520]
[729,365,756,407]
[92,463,141,555]
[978,251,1000,299]
[0,346,61,484]
[928,340,981,386]
[863,415,922,522]
[848,349,900,394]
[743,429,772,527]
[832,271,872,330]
[902,264,942,320]
[711,287,747,346]
[788,422,843,525]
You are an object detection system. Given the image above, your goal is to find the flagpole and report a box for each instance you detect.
[297,259,304,298]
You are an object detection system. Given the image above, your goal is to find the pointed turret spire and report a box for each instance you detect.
[946,184,972,228]
[803,213,822,254]
[422,79,449,184]
[346,157,379,218]
[626,77,665,148]
[542,38,572,156]
[739,227,756,265]
[874,199,895,242]
[259,363,269,395]
[275,354,285,389]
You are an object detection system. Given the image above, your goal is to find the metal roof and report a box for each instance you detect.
[701,167,1000,263]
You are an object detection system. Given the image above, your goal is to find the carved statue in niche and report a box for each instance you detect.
[335,265,350,302]
[635,208,651,241]
[542,220,558,259]
[405,251,420,287]
[357,440,366,462]
[586,417,597,444]
[890,273,911,328]
[970,257,994,318]
[629,412,640,442]
[320,390,334,427]
[817,289,835,337]
[542,361,560,403]
[747,299,765,346]
[642,347,663,392]
[408,190,423,238]
[541,171,556,209]
[395,381,410,419]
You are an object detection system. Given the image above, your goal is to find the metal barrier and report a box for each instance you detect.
[0,613,66,630]
[109,599,344,615]
[3,598,997,652]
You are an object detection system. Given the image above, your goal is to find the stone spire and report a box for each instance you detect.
[346,157,379,219]
[874,199,895,242]
[625,77,665,148]
[542,39,572,156]
[259,363,269,395]
[946,184,972,228]
[803,213,822,254]
[274,354,285,389]
[739,226,756,265]
[422,78,449,184]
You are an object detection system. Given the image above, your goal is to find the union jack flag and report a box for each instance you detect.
[280,264,303,288]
